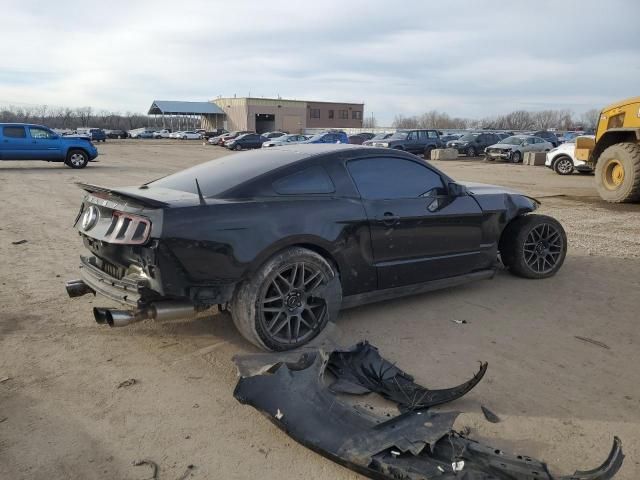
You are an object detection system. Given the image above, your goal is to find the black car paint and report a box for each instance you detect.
[73,145,537,311]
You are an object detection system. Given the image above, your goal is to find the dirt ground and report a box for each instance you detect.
[1,140,639,479]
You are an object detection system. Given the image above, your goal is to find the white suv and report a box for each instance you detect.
[545,136,595,175]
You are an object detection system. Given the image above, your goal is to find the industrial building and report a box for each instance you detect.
[148,97,365,133]
[211,97,365,133]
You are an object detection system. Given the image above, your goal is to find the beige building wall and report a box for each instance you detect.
[211,97,364,132]
[306,101,364,129]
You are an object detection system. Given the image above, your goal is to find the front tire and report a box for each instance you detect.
[423,147,433,160]
[231,247,342,351]
[65,150,88,169]
[510,151,522,163]
[594,143,640,203]
[553,156,574,175]
[499,214,567,279]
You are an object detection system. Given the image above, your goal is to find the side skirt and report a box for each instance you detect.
[341,269,495,310]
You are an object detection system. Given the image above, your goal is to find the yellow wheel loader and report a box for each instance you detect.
[575,96,640,202]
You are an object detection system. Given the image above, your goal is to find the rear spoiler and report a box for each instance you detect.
[76,182,169,208]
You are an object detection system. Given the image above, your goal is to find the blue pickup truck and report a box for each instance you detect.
[0,123,98,168]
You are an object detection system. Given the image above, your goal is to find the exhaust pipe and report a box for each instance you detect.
[93,301,196,328]
[66,279,95,298]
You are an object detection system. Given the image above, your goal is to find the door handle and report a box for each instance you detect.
[380,212,400,226]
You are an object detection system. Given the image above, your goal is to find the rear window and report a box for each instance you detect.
[3,126,26,138]
[273,166,334,195]
[149,149,309,197]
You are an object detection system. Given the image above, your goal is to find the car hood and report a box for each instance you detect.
[487,143,515,149]
[459,181,540,211]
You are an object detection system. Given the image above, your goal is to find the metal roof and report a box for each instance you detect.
[148,100,224,115]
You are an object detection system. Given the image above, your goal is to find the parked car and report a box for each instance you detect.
[262,134,308,148]
[0,123,98,168]
[226,133,267,150]
[220,131,254,146]
[263,131,286,139]
[203,129,227,139]
[362,133,392,146]
[66,144,567,351]
[130,129,155,139]
[447,132,502,157]
[76,128,107,143]
[153,129,172,139]
[439,134,463,144]
[301,131,349,144]
[533,130,560,147]
[355,132,376,141]
[545,135,595,175]
[179,131,202,140]
[105,129,128,139]
[369,129,443,157]
[169,131,184,139]
[485,135,554,163]
[348,134,367,145]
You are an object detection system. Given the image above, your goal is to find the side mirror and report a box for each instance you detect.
[447,182,468,197]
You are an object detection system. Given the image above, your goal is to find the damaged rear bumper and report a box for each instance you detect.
[233,342,623,480]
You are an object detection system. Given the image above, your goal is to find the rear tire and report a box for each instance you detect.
[499,214,567,279]
[231,247,342,351]
[466,146,476,157]
[553,156,574,175]
[424,147,433,160]
[594,143,640,203]
[65,150,88,169]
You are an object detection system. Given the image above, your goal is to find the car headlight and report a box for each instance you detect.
[379,142,389,147]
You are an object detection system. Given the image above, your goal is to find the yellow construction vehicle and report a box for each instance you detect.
[575,96,640,202]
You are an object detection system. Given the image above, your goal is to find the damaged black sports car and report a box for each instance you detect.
[66,144,567,350]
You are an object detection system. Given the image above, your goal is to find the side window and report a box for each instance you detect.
[273,166,335,195]
[418,131,428,141]
[347,157,444,200]
[3,126,26,138]
[29,127,56,139]
[407,131,416,141]
[526,138,536,144]
[310,109,320,119]
[428,131,439,138]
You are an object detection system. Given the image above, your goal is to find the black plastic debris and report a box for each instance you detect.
[233,343,623,480]
[481,405,501,423]
[326,341,487,411]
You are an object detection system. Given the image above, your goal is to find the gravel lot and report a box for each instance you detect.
[1,140,639,479]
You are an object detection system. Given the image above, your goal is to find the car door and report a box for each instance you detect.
[404,131,419,153]
[0,126,31,159]
[28,126,62,160]
[523,137,536,152]
[346,156,485,289]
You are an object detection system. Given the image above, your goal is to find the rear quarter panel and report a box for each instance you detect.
[159,196,376,296]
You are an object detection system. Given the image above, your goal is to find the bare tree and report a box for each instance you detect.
[362,115,377,129]
[532,110,559,130]
[580,109,600,129]
[392,114,419,129]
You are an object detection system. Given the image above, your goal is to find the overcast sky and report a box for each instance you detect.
[0,0,638,124]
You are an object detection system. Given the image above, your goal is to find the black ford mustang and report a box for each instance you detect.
[66,144,567,351]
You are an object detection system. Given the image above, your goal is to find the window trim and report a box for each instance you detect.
[338,109,348,120]
[309,108,320,119]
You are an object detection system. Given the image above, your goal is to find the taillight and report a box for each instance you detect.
[104,211,151,244]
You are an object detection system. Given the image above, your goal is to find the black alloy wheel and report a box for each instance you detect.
[522,223,564,275]
[466,146,476,157]
[257,262,327,346]
[500,214,567,279]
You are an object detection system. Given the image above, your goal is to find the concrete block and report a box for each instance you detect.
[524,152,546,166]
[431,148,459,160]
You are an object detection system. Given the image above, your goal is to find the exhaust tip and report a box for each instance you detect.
[93,307,109,325]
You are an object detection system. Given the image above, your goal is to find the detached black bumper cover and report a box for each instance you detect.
[233,343,623,480]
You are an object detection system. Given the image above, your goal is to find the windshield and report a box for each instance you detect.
[370,133,391,141]
[458,133,479,142]
[389,131,408,140]
[499,136,525,145]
